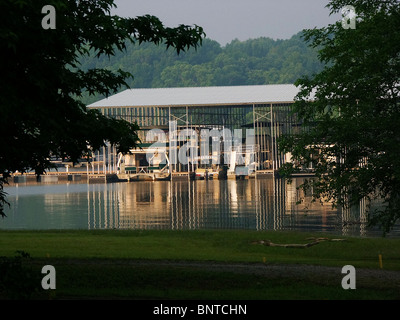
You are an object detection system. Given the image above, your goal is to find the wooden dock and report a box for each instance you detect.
[10,172,120,185]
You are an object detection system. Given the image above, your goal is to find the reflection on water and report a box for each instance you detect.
[2,178,397,237]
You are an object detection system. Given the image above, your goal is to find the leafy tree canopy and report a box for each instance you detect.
[279,0,400,234]
[0,0,205,217]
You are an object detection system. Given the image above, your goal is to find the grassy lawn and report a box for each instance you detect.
[0,229,399,300]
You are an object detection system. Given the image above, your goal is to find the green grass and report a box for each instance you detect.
[1,229,399,269]
[47,263,397,300]
[1,229,399,300]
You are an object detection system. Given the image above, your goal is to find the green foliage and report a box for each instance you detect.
[0,251,40,299]
[0,177,9,218]
[279,0,400,235]
[0,0,204,217]
[78,34,324,105]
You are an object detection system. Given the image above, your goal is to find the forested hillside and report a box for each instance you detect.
[79,32,323,105]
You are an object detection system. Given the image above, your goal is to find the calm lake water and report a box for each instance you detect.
[1,178,398,237]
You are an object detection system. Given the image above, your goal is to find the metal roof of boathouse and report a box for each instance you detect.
[87,84,300,108]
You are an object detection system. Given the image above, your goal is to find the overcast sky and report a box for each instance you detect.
[112,0,341,45]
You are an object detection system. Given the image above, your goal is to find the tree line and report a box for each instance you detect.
[79,32,324,105]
